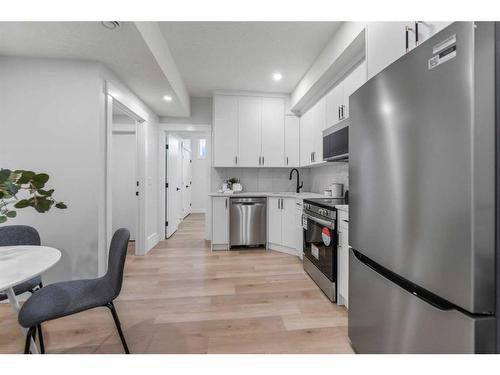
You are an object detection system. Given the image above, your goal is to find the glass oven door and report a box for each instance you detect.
[303,212,337,282]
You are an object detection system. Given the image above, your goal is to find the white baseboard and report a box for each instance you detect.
[212,243,228,251]
[267,242,301,258]
[146,232,160,253]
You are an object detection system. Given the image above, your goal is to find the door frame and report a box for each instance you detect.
[101,83,148,276]
[158,124,212,240]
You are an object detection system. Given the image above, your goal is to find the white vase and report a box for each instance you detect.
[232,183,243,192]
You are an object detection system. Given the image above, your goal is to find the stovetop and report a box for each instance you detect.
[303,197,345,210]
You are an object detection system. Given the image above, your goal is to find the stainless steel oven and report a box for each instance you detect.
[302,198,343,302]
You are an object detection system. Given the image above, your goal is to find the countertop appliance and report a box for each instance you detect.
[323,118,349,161]
[302,197,345,302]
[349,22,498,353]
[230,197,266,248]
[329,183,344,198]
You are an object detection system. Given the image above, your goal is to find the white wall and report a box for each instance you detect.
[0,56,102,282]
[160,97,212,125]
[0,56,161,282]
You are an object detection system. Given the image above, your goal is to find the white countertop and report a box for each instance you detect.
[209,191,325,199]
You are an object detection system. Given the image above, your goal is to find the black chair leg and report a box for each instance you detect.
[37,325,45,354]
[105,302,130,354]
[24,327,35,354]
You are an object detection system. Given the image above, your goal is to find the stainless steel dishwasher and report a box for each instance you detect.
[230,197,266,248]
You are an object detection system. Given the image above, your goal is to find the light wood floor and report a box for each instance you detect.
[0,214,353,353]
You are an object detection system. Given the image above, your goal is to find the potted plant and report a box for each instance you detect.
[227,177,242,192]
[0,169,67,223]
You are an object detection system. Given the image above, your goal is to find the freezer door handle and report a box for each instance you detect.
[351,249,458,312]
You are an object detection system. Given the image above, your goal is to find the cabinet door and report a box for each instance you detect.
[213,95,239,167]
[338,221,349,307]
[325,83,344,128]
[366,22,412,79]
[342,60,367,119]
[261,97,285,167]
[238,96,262,167]
[284,115,299,167]
[299,110,313,167]
[212,197,229,245]
[312,97,326,164]
[267,197,282,245]
[415,22,452,45]
[281,198,297,249]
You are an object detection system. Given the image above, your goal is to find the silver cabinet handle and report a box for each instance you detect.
[338,106,341,120]
[262,156,264,165]
[225,198,228,208]
[235,156,238,165]
[286,156,289,165]
[277,199,280,209]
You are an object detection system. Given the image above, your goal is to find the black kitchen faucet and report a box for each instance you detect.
[289,168,303,193]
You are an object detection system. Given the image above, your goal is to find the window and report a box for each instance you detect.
[198,139,207,159]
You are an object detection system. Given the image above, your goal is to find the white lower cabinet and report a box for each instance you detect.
[337,210,349,307]
[211,197,229,250]
[267,197,301,256]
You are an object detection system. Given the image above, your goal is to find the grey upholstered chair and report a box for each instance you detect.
[0,225,45,351]
[18,228,131,354]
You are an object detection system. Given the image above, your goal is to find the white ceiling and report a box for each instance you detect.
[0,22,185,117]
[159,22,341,97]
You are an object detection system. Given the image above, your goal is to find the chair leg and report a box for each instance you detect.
[37,325,45,354]
[24,327,35,354]
[105,302,130,354]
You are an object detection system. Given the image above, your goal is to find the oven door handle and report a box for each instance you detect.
[303,213,335,229]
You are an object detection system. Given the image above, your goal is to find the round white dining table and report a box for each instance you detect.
[0,245,61,354]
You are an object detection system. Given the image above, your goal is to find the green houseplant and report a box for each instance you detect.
[0,169,67,223]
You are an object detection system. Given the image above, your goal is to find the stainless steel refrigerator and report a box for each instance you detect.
[349,22,499,353]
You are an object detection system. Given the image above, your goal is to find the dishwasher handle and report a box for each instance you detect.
[235,202,264,206]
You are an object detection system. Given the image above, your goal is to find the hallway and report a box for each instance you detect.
[0,214,351,353]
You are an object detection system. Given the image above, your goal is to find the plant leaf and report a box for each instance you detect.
[32,173,49,189]
[0,169,11,183]
[34,197,52,213]
[55,202,67,209]
[38,189,54,196]
[0,215,6,224]
[5,211,17,218]
[14,199,31,209]
[17,170,35,184]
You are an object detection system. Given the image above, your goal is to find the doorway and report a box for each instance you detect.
[161,127,211,240]
[111,104,138,241]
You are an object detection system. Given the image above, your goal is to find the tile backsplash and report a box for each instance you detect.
[212,168,311,193]
[211,162,348,195]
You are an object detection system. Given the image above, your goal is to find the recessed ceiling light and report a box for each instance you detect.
[101,21,121,30]
[272,72,283,82]
[163,95,173,102]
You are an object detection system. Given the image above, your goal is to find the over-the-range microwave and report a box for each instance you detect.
[323,118,349,161]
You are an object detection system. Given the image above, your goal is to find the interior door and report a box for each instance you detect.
[261,97,285,167]
[238,96,262,167]
[181,144,192,218]
[166,134,181,237]
[112,132,137,240]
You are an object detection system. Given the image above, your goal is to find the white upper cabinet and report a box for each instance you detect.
[366,22,452,80]
[261,97,285,167]
[213,94,289,168]
[213,95,238,167]
[366,22,411,79]
[312,98,326,165]
[238,96,262,167]
[325,82,344,128]
[342,60,367,118]
[299,96,326,167]
[284,115,300,167]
